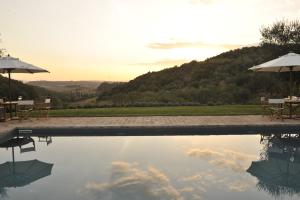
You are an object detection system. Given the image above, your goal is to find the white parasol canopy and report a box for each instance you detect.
[249,52,300,98]
[0,55,49,118]
[250,53,300,72]
[0,56,49,74]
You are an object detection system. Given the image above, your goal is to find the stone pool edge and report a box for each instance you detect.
[0,124,299,139]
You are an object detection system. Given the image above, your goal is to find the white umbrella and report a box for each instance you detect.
[0,159,53,188]
[0,55,49,118]
[249,52,300,98]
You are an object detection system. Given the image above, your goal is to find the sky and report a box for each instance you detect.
[0,0,299,81]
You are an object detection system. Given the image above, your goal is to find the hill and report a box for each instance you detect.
[97,44,300,106]
[27,81,104,107]
[27,80,102,92]
[0,76,69,108]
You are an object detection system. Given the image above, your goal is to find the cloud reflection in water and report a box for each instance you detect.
[185,148,256,194]
[187,148,255,172]
[85,147,258,200]
[85,161,185,200]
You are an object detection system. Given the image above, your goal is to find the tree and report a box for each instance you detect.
[0,45,2,57]
[0,34,5,57]
[260,19,300,45]
[0,49,4,57]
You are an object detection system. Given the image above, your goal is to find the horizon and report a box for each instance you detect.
[0,0,299,81]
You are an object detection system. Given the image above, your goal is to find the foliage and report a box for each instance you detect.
[48,105,263,117]
[0,75,70,108]
[98,44,300,106]
[96,82,125,96]
[260,19,300,45]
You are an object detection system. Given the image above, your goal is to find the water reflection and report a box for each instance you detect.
[1,134,298,199]
[86,161,182,200]
[186,148,254,173]
[38,136,52,146]
[84,136,259,200]
[0,136,53,199]
[0,137,35,152]
[247,134,300,198]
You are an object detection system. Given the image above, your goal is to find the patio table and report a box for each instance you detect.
[284,99,300,119]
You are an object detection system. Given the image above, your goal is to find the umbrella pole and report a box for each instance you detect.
[12,147,15,163]
[289,67,293,99]
[8,70,12,119]
[12,147,15,174]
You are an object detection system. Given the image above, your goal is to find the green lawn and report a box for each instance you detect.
[48,105,263,117]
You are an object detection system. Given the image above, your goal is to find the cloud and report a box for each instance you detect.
[134,59,188,67]
[84,160,257,200]
[181,171,223,187]
[227,180,255,192]
[179,187,195,193]
[85,161,184,200]
[179,187,203,200]
[180,171,255,195]
[189,0,214,5]
[209,159,244,173]
[182,149,257,195]
[187,149,223,159]
[180,172,255,197]
[223,149,255,161]
[187,148,255,173]
[147,41,243,50]
[181,174,203,182]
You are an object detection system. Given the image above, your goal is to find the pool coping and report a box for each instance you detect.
[0,124,298,139]
[1,116,300,140]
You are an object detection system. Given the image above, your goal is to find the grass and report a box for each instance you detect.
[47,105,263,117]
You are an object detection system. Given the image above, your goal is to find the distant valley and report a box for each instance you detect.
[27,81,103,93]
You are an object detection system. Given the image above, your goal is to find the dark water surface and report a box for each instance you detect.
[0,134,299,200]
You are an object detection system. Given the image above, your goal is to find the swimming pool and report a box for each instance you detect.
[0,134,299,200]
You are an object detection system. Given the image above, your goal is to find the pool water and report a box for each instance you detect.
[0,134,299,200]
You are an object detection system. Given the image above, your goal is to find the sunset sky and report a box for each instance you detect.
[0,0,299,81]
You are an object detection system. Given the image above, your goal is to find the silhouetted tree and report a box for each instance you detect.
[0,35,4,57]
[260,19,300,45]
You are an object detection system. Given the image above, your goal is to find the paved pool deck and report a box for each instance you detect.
[1,116,300,138]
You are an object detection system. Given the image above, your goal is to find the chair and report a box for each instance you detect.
[289,96,300,118]
[268,99,285,121]
[0,107,4,122]
[34,98,51,118]
[260,97,268,117]
[38,136,52,145]
[17,100,34,121]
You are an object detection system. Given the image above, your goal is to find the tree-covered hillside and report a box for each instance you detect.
[0,75,69,108]
[98,44,300,106]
